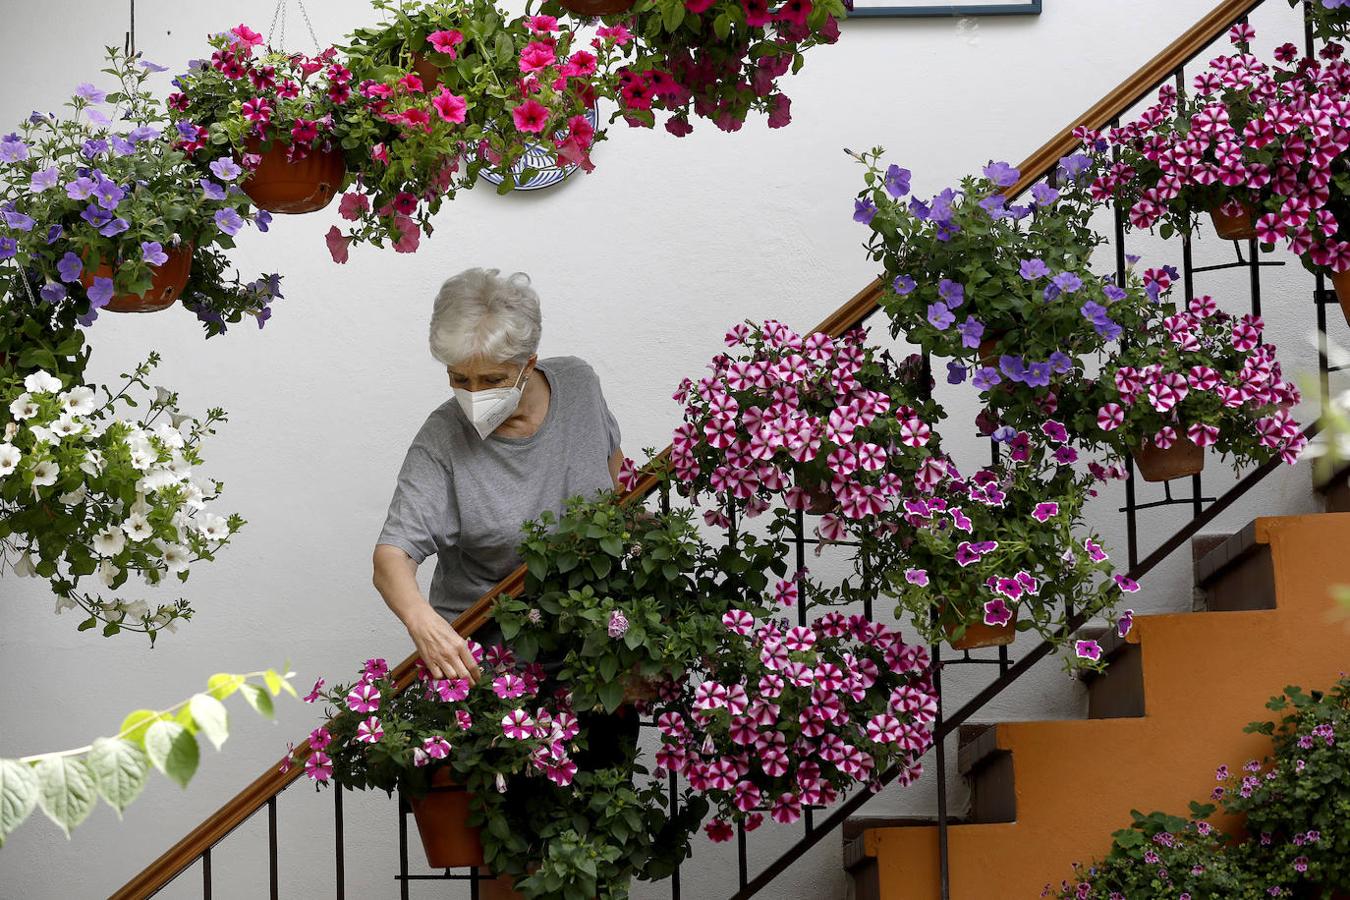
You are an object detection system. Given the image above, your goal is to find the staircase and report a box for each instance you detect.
[845,504,1350,899]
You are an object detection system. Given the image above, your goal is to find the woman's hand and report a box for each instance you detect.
[405,606,481,683]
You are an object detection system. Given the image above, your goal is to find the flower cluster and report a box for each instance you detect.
[599,0,845,135]
[1081,293,1306,470]
[671,320,943,546]
[878,431,1131,667]
[649,604,936,835]
[1,359,241,640]
[0,48,271,329]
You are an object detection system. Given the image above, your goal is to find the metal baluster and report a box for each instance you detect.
[398,795,410,900]
[670,769,682,900]
[737,821,748,888]
[202,846,212,900]
[334,788,345,899]
[932,634,950,900]
[268,797,278,900]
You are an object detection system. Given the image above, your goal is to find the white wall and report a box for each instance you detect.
[0,1,1335,898]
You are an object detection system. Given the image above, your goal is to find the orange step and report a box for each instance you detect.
[853,514,1350,899]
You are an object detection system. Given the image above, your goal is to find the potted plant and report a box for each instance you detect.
[168,25,359,215]
[582,0,845,136]
[644,595,937,838]
[332,0,620,260]
[1076,291,1306,482]
[1294,0,1350,42]
[0,48,270,324]
[0,357,242,641]
[670,319,943,549]
[854,150,1154,440]
[876,429,1130,661]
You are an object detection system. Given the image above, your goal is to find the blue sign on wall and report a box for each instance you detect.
[847,0,1041,20]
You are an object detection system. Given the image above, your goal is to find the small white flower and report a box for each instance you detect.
[80,449,105,477]
[57,484,87,505]
[127,438,157,471]
[130,493,150,516]
[153,422,185,449]
[22,370,63,394]
[0,443,19,476]
[183,481,205,510]
[3,422,16,441]
[50,414,84,439]
[168,452,193,479]
[53,595,77,614]
[28,425,58,446]
[169,411,192,429]
[121,599,149,622]
[8,393,38,420]
[13,552,36,577]
[92,526,126,556]
[161,543,190,573]
[31,459,59,487]
[98,560,121,588]
[154,386,173,405]
[122,513,153,542]
[197,512,229,541]
[136,467,178,493]
[60,386,96,416]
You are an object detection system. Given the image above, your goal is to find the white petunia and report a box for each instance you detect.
[121,513,153,542]
[120,599,149,622]
[168,452,192,479]
[79,449,105,477]
[161,543,190,573]
[154,386,173,405]
[0,443,19,476]
[98,560,121,588]
[53,595,77,614]
[169,411,192,429]
[136,467,178,494]
[153,422,184,449]
[197,512,229,541]
[57,485,86,506]
[13,552,36,577]
[50,414,84,439]
[8,393,38,420]
[130,493,150,516]
[127,438,157,471]
[28,425,58,446]
[31,459,59,487]
[3,422,16,441]
[23,370,63,394]
[183,481,205,510]
[151,610,179,634]
[59,386,96,416]
[92,526,126,556]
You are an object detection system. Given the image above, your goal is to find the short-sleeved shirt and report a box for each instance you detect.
[377,356,621,620]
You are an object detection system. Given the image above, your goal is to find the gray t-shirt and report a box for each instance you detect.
[377,356,621,620]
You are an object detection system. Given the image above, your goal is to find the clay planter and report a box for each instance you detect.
[1329,269,1350,327]
[241,138,345,214]
[944,606,1018,651]
[557,0,636,14]
[409,52,442,87]
[407,769,484,869]
[1132,435,1205,483]
[1208,201,1257,241]
[80,244,194,314]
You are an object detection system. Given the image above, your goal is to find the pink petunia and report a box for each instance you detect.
[1031,502,1059,523]
[723,608,755,635]
[431,87,467,124]
[427,29,465,57]
[511,99,550,134]
[304,751,333,782]
[1097,403,1125,431]
[355,716,384,744]
[983,598,1013,627]
[501,709,535,740]
[325,226,351,265]
[346,682,380,713]
[423,736,452,759]
[1075,640,1103,662]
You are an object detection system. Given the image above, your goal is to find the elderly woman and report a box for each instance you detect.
[373,267,625,679]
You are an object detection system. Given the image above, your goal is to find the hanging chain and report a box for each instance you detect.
[267,0,322,53]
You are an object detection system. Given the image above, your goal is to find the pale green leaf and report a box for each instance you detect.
[144,721,200,789]
[118,709,164,747]
[0,759,39,846]
[238,683,274,720]
[206,673,245,701]
[86,738,149,817]
[34,757,97,836]
[188,694,230,752]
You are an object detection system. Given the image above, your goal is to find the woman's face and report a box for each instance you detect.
[447,355,535,394]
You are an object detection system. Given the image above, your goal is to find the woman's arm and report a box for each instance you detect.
[372,544,481,682]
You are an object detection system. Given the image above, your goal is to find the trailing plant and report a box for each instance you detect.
[1078,288,1307,472]
[0,667,294,845]
[0,358,243,641]
[875,428,1133,668]
[493,491,787,714]
[670,319,944,554]
[1291,0,1350,44]
[0,47,274,329]
[588,0,845,135]
[854,149,1153,423]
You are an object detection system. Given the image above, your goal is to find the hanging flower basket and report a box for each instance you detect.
[1132,435,1205,483]
[241,138,346,214]
[943,605,1019,651]
[407,769,484,869]
[1208,200,1257,241]
[556,0,635,14]
[408,52,443,87]
[1329,270,1350,328]
[80,244,195,314]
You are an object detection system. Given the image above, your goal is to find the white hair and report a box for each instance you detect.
[428,268,542,367]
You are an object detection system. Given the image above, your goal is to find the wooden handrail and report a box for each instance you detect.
[109,1,1267,895]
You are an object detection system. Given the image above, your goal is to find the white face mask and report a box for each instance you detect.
[453,364,530,440]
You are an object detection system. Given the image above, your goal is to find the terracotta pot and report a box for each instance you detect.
[621,666,660,704]
[80,244,194,314]
[241,138,345,214]
[409,52,442,87]
[942,600,1019,650]
[556,0,636,14]
[1132,435,1205,483]
[977,337,1000,369]
[1330,269,1350,328]
[1208,201,1257,241]
[407,770,484,869]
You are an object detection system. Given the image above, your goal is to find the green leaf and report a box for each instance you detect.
[188,694,230,751]
[597,680,624,714]
[662,0,686,30]
[206,673,245,701]
[599,536,624,557]
[34,757,97,836]
[0,760,39,847]
[238,683,274,719]
[598,656,619,683]
[86,738,149,817]
[118,709,165,747]
[144,721,200,789]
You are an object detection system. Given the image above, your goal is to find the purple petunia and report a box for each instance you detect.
[45,224,61,245]
[200,179,226,201]
[972,367,1001,391]
[29,167,58,191]
[853,198,877,224]
[127,125,161,143]
[884,164,911,199]
[86,276,115,308]
[1057,153,1093,180]
[1052,272,1083,294]
[938,279,964,308]
[1024,361,1052,388]
[3,210,34,232]
[0,136,29,163]
[74,83,107,104]
[927,302,955,330]
[209,158,243,181]
[40,282,66,303]
[1103,283,1127,302]
[0,237,15,260]
[255,210,272,233]
[999,355,1027,383]
[908,197,931,221]
[1020,258,1049,280]
[99,217,129,237]
[946,361,967,385]
[141,241,168,266]
[1030,182,1060,206]
[958,316,985,349]
[893,274,916,295]
[56,252,82,282]
[979,194,1006,218]
[93,179,124,210]
[215,208,244,236]
[66,176,96,200]
[983,161,1020,187]
[1048,351,1072,374]
[138,59,170,73]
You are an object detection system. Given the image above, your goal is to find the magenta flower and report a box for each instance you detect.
[865,713,904,743]
[1031,502,1060,522]
[501,709,535,740]
[772,578,799,607]
[1075,640,1103,662]
[302,678,325,703]
[346,683,380,713]
[355,716,384,744]
[954,542,982,567]
[492,674,526,699]
[1117,609,1135,638]
[983,598,1013,627]
[607,609,630,638]
[1114,575,1141,593]
[434,678,471,702]
[784,625,816,652]
[904,568,929,587]
[304,751,333,782]
[723,609,755,635]
[309,726,332,751]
